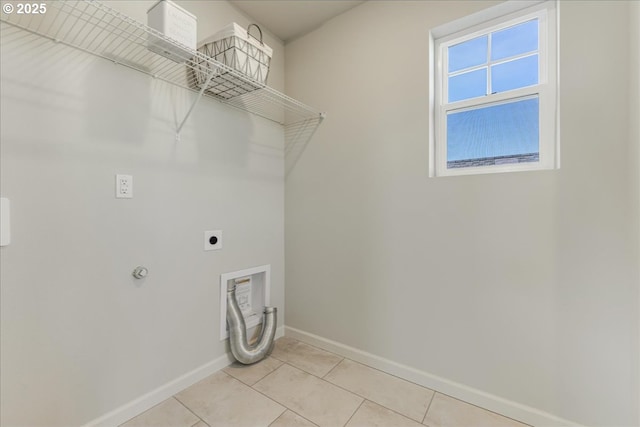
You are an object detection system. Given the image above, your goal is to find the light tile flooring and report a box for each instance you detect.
[121,337,530,427]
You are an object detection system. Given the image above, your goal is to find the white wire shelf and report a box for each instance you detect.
[0,0,323,169]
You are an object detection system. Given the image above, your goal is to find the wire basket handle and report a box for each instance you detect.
[247,24,264,45]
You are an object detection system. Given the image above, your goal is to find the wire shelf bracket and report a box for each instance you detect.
[175,67,217,142]
[0,0,324,161]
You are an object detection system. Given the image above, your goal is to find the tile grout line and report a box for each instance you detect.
[295,337,533,426]
[229,358,328,427]
[340,354,437,393]
[430,391,532,427]
[265,409,287,427]
[267,407,320,427]
[326,352,425,387]
[284,335,436,394]
[273,339,345,380]
[225,358,284,387]
[269,352,285,363]
[244,363,291,423]
[321,357,345,379]
[283,335,343,357]
[318,356,433,424]
[218,369,288,427]
[273,357,343,380]
[172,395,209,427]
[288,337,527,426]
[341,398,366,427]
[190,418,209,427]
[319,368,429,424]
[253,362,360,427]
[250,360,287,389]
[174,370,283,427]
[277,338,433,424]
[118,400,164,426]
[121,337,528,427]
[422,391,437,425]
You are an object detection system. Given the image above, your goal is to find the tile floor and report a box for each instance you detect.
[121,337,530,427]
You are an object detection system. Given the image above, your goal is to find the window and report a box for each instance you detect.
[430,1,558,176]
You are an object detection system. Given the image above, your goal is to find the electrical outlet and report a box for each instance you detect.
[204,230,222,251]
[116,174,133,199]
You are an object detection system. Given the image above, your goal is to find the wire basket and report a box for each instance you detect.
[190,23,272,99]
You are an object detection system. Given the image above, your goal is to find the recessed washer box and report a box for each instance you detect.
[220,265,270,341]
[147,0,197,63]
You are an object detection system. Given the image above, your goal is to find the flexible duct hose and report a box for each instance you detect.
[226,283,277,364]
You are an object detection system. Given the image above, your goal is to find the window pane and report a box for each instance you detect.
[448,68,487,102]
[448,35,488,73]
[491,19,538,61]
[446,97,539,168]
[491,55,538,93]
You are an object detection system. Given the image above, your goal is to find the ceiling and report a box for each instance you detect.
[229,1,365,43]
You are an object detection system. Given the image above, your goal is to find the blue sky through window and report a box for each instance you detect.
[492,55,538,93]
[449,68,487,102]
[491,20,538,61]
[448,35,488,73]
[445,19,540,167]
[447,19,539,102]
[447,97,539,162]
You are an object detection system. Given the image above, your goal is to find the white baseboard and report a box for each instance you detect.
[83,326,285,427]
[285,326,583,427]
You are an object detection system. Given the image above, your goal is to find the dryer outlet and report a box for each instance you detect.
[204,230,222,251]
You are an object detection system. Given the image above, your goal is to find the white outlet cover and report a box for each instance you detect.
[204,230,222,251]
[116,174,133,199]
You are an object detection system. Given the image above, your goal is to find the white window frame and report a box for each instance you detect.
[430,0,559,177]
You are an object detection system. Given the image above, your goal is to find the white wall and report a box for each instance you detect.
[0,1,286,426]
[285,1,639,426]
[631,2,640,424]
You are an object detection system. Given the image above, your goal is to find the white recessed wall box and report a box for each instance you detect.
[147,0,197,63]
[220,265,271,341]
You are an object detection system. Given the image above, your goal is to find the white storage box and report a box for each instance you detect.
[190,23,272,99]
[147,0,197,63]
